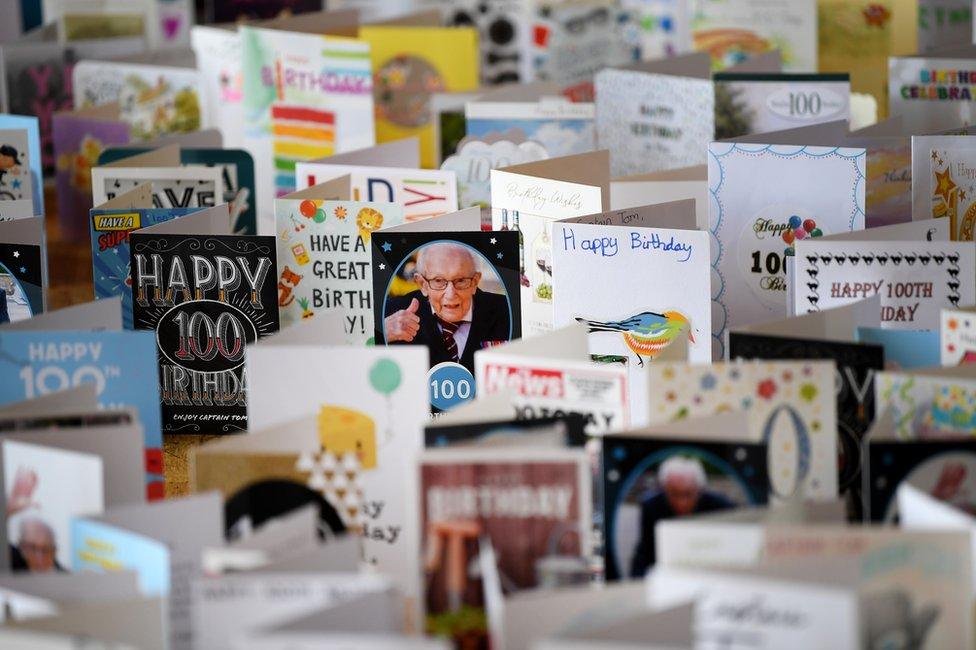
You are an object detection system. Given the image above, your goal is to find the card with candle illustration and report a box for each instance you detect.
[130,228,279,435]
[275,185,404,341]
[643,360,839,503]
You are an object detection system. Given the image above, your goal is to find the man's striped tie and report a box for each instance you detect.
[436,316,460,363]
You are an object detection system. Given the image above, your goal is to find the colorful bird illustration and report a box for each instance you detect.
[576,311,695,367]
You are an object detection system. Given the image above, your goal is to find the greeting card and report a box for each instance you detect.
[942,306,976,365]
[928,146,976,240]
[52,104,131,239]
[360,21,479,168]
[296,139,459,226]
[708,141,866,355]
[0,407,148,570]
[714,72,850,139]
[875,367,976,438]
[475,324,631,435]
[245,342,429,615]
[552,202,712,410]
[91,146,225,211]
[419,447,590,644]
[916,1,973,53]
[206,0,324,22]
[425,409,586,448]
[730,300,884,516]
[602,417,768,580]
[610,164,709,229]
[845,125,912,229]
[889,54,976,133]
[275,182,404,341]
[644,360,839,502]
[817,0,893,115]
[691,0,816,71]
[490,152,608,336]
[0,217,45,323]
[89,186,213,328]
[911,133,976,225]
[130,210,279,435]
[98,146,257,236]
[793,221,976,330]
[0,322,163,499]
[595,53,715,177]
[372,225,521,411]
[72,59,203,142]
[240,15,372,212]
[0,115,42,217]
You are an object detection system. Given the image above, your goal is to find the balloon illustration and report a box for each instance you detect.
[782,230,795,245]
[802,219,816,232]
[314,208,327,224]
[369,358,402,396]
[788,215,802,230]
[299,200,317,218]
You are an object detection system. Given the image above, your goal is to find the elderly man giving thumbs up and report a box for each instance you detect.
[382,242,511,375]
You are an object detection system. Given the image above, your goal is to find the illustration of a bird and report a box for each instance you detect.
[576,311,695,367]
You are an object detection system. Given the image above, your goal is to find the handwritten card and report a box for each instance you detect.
[552,206,711,408]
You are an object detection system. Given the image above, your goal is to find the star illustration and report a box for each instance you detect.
[490,237,497,245]
[496,252,503,260]
[12,250,18,258]
[378,263,385,270]
[934,167,958,203]
[381,242,392,252]
[12,179,20,189]
[19,267,25,273]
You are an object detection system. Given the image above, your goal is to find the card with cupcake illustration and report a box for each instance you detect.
[875,368,976,439]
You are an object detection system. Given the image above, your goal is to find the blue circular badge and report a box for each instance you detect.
[428,362,476,411]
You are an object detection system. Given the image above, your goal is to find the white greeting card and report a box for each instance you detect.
[708,141,866,356]
[595,53,715,177]
[643,360,839,501]
[794,222,976,330]
[942,305,976,365]
[245,342,429,609]
[552,201,712,409]
[490,152,608,337]
[889,55,976,133]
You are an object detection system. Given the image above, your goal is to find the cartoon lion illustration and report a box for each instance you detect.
[356,207,384,245]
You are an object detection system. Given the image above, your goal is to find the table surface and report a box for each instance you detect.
[45,186,212,498]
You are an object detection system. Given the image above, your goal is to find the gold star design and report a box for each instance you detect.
[935,167,958,203]
[962,190,968,201]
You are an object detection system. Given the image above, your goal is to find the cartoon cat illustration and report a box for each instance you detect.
[277,266,303,308]
[356,207,384,245]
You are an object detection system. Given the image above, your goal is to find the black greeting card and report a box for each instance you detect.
[130,233,278,434]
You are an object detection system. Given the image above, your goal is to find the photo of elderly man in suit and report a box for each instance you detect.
[383,242,511,375]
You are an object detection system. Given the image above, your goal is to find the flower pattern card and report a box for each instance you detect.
[713,73,851,140]
[942,307,976,365]
[275,190,404,341]
[643,360,839,502]
[72,61,203,142]
[595,55,714,177]
[794,238,976,330]
[490,152,608,337]
[0,217,45,324]
[130,231,279,435]
[708,142,866,356]
[241,26,374,212]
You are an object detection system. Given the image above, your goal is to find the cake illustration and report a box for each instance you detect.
[927,386,976,436]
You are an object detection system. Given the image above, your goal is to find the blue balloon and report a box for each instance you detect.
[788,215,802,229]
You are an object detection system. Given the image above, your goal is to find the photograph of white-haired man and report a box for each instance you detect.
[383,242,510,375]
[629,455,735,577]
